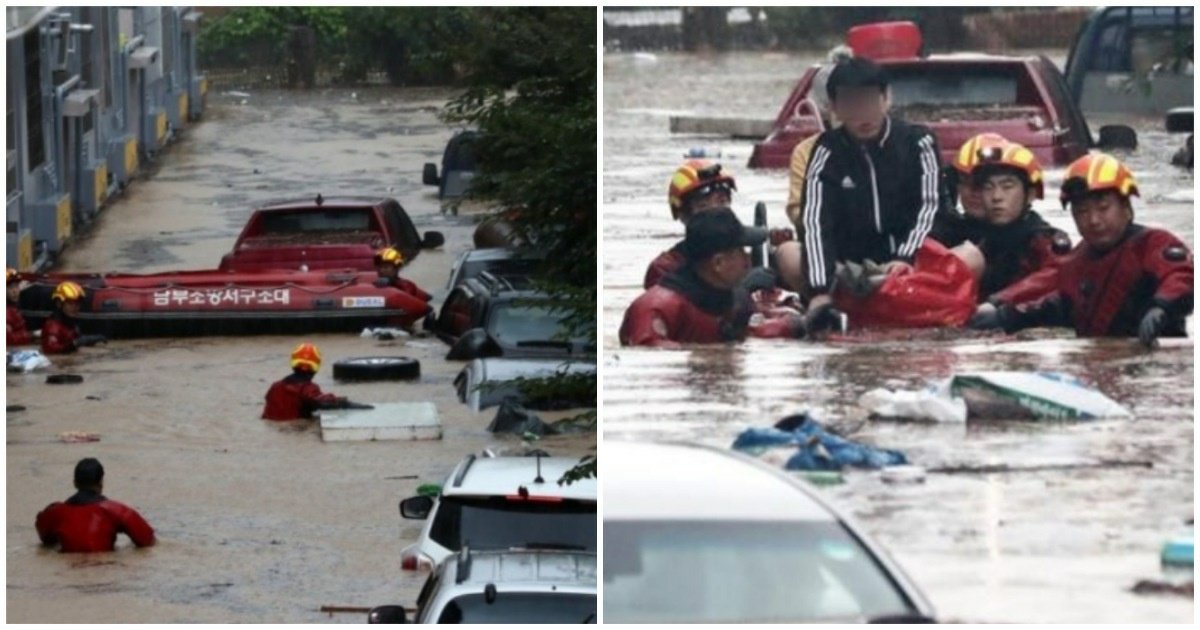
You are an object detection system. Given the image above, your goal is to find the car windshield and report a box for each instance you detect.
[888,66,1020,108]
[457,259,541,288]
[603,520,916,623]
[258,208,375,234]
[487,303,586,347]
[437,593,595,624]
[430,496,597,553]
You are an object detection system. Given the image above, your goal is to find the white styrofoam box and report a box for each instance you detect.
[319,402,442,442]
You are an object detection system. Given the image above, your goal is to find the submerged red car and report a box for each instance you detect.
[749,25,1094,169]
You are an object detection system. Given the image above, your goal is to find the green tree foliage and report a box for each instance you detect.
[198,7,346,68]
[441,8,597,483]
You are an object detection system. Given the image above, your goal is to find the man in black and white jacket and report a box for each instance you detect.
[800,56,947,331]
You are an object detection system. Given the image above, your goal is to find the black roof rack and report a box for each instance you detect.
[452,454,477,488]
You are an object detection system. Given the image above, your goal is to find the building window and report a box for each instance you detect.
[24,29,46,169]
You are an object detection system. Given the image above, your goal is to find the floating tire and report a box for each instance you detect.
[332,357,420,382]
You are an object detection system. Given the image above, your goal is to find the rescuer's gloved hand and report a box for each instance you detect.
[1138,307,1167,349]
[804,297,846,335]
[740,267,778,293]
[968,303,1003,330]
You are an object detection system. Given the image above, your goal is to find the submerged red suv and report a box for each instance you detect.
[749,24,1096,169]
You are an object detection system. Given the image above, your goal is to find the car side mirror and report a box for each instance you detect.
[1166,107,1193,134]
[400,495,435,519]
[422,231,445,249]
[422,163,439,186]
[446,328,500,361]
[1096,124,1138,151]
[368,605,408,624]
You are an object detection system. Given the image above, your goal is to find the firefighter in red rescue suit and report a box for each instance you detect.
[970,153,1193,348]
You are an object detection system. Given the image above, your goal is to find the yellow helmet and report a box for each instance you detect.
[52,281,85,303]
[668,159,736,219]
[6,268,18,285]
[374,247,404,267]
[971,140,1044,200]
[1060,152,1139,207]
[290,342,322,372]
[952,133,1009,175]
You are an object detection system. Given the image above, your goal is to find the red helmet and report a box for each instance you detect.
[290,342,322,372]
[667,160,736,219]
[1060,153,1139,207]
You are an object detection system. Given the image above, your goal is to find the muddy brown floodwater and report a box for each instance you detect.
[6,87,593,623]
[603,51,1193,623]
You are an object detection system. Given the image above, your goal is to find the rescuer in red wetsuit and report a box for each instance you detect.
[971,153,1193,348]
[41,281,106,354]
[375,247,432,303]
[967,140,1072,305]
[645,160,739,289]
[7,268,33,346]
[621,208,805,347]
[262,342,366,420]
[35,458,155,553]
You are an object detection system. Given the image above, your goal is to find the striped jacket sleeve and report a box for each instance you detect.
[896,131,943,261]
[801,140,837,294]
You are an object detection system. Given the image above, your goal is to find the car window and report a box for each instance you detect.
[486,302,583,346]
[429,496,597,553]
[603,520,915,623]
[258,209,375,234]
[888,66,1021,108]
[457,258,541,289]
[437,593,595,624]
[383,200,422,255]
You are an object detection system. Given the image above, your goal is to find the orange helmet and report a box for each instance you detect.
[668,160,736,219]
[374,247,404,266]
[6,268,18,285]
[290,342,322,372]
[952,133,1009,175]
[971,140,1044,200]
[1060,152,1139,207]
[52,281,85,303]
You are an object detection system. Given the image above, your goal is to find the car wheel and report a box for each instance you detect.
[332,357,421,382]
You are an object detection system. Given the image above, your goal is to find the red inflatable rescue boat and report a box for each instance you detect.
[16,269,432,337]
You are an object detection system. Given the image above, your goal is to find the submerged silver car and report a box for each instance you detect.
[603,441,936,623]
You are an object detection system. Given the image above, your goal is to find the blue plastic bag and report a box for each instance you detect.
[731,414,907,471]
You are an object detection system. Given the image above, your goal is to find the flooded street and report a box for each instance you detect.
[603,51,1193,623]
[7,88,592,623]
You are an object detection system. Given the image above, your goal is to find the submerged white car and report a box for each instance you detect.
[399,452,597,572]
[371,548,596,624]
[603,441,936,624]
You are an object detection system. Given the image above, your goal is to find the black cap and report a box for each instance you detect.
[826,57,889,102]
[683,207,767,263]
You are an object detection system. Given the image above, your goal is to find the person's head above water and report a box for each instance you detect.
[1060,153,1139,252]
[73,457,105,492]
[827,57,890,142]
[668,160,737,223]
[682,207,767,290]
[971,140,1043,227]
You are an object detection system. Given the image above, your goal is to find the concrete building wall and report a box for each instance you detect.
[5,6,204,271]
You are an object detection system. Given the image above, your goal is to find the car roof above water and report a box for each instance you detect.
[442,454,597,501]
[604,441,837,522]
